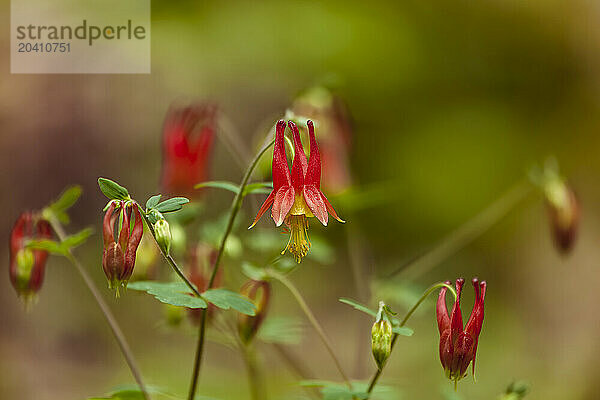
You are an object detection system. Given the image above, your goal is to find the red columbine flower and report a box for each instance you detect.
[9,212,52,301]
[102,201,143,292]
[161,104,217,197]
[238,280,271,344]
[250,120,344,263]
[436,278,486,385]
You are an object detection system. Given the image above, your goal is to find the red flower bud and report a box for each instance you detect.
[161,103,217,198]
[436,278,486,385]
[102,201,143,293]
[9,212,52,302]
[544,181,579,254]
[238,280,271,344]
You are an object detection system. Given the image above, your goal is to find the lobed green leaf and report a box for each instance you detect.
[202,288,256,316]
[98,177,130,201]
[145,194,162,210]
[128,281,207,309]
[154,197,190,213]
[339,297,377,318]
[61,227,93,250]
[26,239,65,255]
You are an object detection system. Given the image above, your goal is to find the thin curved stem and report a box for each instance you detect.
[389,180,532,281]
[268,269,353,389]
[140,211,201,297]
[47,217,150,400]
[366,283,456,396]
[188,136,276,400]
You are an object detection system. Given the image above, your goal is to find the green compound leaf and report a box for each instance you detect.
[392,326,414,336]
[339,297,377,318]
[45,185,82,224]
[194,180,272,196]
[154,197,190,213]
[128,281,207,309]
[61,227,93,250]
[242,182,273,196]
[145,194,162,210]
[98,177,130,201]
[300,381,398,400]
[26,239,65,255]
[202,288,256,316]
[195,180,240,193]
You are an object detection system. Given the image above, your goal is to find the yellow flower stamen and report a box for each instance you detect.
[281,214,311,263]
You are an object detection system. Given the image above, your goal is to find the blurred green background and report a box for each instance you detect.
[2,0,600,399]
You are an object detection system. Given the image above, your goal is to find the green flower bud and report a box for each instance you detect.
[153,219,172,255]
[372,302,393,370]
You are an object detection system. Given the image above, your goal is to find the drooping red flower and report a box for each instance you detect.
[102,201,144,292]
[436,278,486,385]
[250,120,344,263]
[238,280,271,343]
[9,212,52,301]
[161,104,217,197]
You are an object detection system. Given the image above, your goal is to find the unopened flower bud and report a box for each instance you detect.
[9,212,52,304]
[544,178,579,254]
[371,304,393,370]
[154,219,172,255]
[102,201,144,294]
[238,280,271,344]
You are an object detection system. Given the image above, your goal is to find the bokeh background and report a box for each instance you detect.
[2,0,600,399]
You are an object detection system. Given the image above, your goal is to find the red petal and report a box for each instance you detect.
[320,191,345,223]
[465,280,486,376]
[118,202,130,250]
[436,281,451,335]
[304,185,328,226]
[271,186,295,227]
[249,190,275,229]
[305,120,322,188]
[272,120,291,190]
[288,121,307,191]
[103,202,117,246]
[450,278,465,346]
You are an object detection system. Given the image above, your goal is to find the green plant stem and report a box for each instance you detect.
[365,282,457,397]
[141,212,201,297]
[47,217,150,400]
[389,180,532,281]
[187,136,276,400]
[268,268,353,389]
[242,343,265,400]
